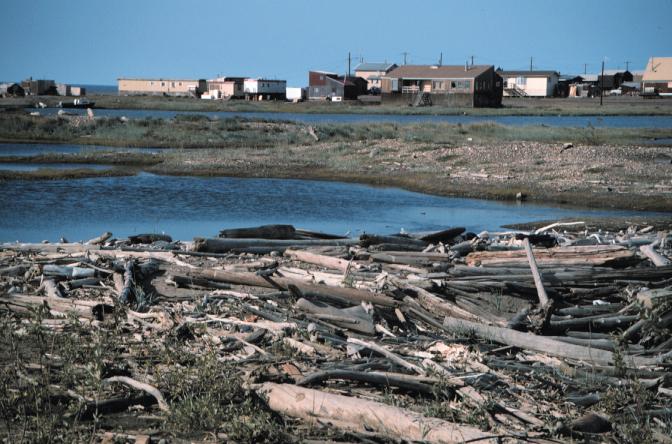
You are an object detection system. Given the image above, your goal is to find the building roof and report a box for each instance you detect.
[355,62,397,72]
[643,57,672,81]
[384,64,492,79]
[621,82,641,89]
[497,70,559,78]
[117,78,204,82]
[581,74,599,82]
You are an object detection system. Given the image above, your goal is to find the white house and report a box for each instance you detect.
[243,79,287,100]
[497,70,560,97]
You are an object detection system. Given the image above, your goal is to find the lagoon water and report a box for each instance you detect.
[0,162,111,171]
[0,142,161,157]
[31,108,672,129]
[0,174,667,242]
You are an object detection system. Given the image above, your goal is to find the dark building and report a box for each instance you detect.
[21,78,56,95]
[0,83,25,97]
[308,71,368,100]
[380,64,502,107]
[597,70,633,92]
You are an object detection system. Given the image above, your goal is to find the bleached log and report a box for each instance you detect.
[441,316,656,367]
[194,237,357,253]
[466,245,635,267]
[295,298,375,335]
[348,337,425,375]
[534,221,585,235]
[258,383,496,443]
[284,248,351,272]
[640,243,671,267]
[85,231,112,245]
[189,269,397,307]
[103,376,169,412]
[522,238,551,308]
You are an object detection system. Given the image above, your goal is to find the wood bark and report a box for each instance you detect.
[193,237,358,253]
[522,238,551,308]
[284,248,350,272]
[295,298,375,335]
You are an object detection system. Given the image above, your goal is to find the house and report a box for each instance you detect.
[354,62,398,92]
[21,78,56,95]
[56,83,71,96]
[642,57,672,95]
[206,77,245,99]
[71,86,86,97]
[243,78,287,100]
[308,71,368,100]
[497,70,560,97]
[117,78,207,97]
[0,83,25,97]
[380,64,503,107]
[598,70,633,92]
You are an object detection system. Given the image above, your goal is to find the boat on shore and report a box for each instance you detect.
[58,98,95,109]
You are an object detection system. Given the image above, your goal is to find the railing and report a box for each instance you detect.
[401,85,420,94]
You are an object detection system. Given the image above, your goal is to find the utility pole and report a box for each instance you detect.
[584,63,588,75]
[470,55,474,67]
[625,60,630,71]
[438,52,442,66]
[530,56,533,71]
[348,52,351,78]
[600,59,605,106]
[402,52,409,65]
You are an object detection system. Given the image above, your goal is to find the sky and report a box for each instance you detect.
[2,0,671,86]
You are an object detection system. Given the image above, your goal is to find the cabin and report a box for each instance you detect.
[243,79,287,100]
[354,62,398,92]
[497,70,560,97]
[117,78,207,97]
[206,77,245,99]
[642,57,672,95]
[598,70,633,92]
[380,64,502,107]
[21,78,56,95]
[308,71,368,100]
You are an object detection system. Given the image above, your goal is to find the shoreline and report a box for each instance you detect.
[1,114,671,212]
[3,94,672,116]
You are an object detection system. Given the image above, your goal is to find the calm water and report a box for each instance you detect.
[30,108,672,128]
[0,163,111,171]
[0,142,161,157]
[0,174,667,242]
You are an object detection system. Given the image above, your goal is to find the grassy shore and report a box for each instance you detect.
[2,93,672,116]
[1,113,671,212]
[1,112,671,148]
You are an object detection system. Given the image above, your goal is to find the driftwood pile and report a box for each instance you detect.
[1,222,671,443]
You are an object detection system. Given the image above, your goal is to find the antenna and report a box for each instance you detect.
[530,56,533,71]
[624,61,631,71]
[438,52,442,66]
[583,63,588,75]
[470,55,474,67]
[401,52,409,65]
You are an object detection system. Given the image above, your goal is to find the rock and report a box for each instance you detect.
[516,192,527,201]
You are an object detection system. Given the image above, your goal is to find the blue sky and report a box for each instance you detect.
[2,0,670,86]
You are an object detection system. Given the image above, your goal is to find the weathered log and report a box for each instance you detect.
[258,383,496,443]
[466,245,637,267]
[359,234,426,248]
[193,237,358,253]
[0,294,112,320]
[85,231,112,245]
[637,287,672,309]
[640,241,671,267]
[418,227,465,244]
[295,298,375,335]
[189,269,397,307]
[441,316,656,367]
[119,260,135,305]
[166,274,231,290]
[522,238,551,308]
[0,264,30,277]
[103,376,169,412]
[297,370,437,395]
[284,248,350,272]
[219,224,296,239]
[128,233,172,244]
[348,337,425,375]
[43,264,95,280]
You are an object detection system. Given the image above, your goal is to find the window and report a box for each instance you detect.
[179,82,182,86]
[161,82,165,87]
[171,82,175,87]
[150,81,154,86]
[457,81,464,89]
[432,80,445,90]
[516,76,527,85]
[465,80,471,89]
[451,81,456,88]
